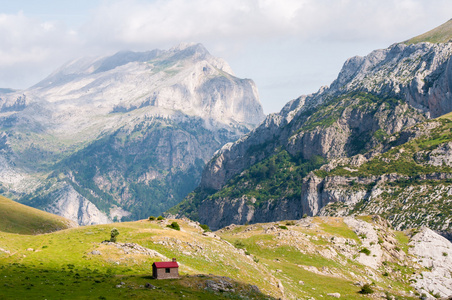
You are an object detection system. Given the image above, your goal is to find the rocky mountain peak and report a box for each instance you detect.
[0,43,265,226]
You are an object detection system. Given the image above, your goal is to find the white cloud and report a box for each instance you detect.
[0,11,81,87]
[81,0,452,47]
[1,0,452,112]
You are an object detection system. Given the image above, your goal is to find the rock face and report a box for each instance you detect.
[174,31,452,231]
[46,184,111,226]
[201,42,452,191]
[0,43,265,225]
[409,227,452,298]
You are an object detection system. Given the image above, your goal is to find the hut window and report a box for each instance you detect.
[165,268,170,273]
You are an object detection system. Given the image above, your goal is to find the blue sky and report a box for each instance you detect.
[1,0,452,114]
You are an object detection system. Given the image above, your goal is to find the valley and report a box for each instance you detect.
[3,213,450,299]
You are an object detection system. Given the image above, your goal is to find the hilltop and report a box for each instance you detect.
[405,19,452,44]
[0,195,76,235]
[1,216,451,299]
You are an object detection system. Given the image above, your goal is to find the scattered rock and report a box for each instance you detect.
[88,250,101,255]
[204,278,234,292]
[26,248,34,251]
[101,241,168,259]
[327,293,340,298]
[145,283,156,289]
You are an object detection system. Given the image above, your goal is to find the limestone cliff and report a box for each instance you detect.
[173,23,452,232]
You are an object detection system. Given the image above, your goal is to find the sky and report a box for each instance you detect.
[1,0,452,114]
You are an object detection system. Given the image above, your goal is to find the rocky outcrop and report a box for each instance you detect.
[47,184,111,226]
[409,227,452,298]
[197,196,304,231]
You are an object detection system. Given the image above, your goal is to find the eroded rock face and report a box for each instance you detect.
[409,227,452,298]
[46,184,111,226]
[180,41,452,231]
[199,42,452,193]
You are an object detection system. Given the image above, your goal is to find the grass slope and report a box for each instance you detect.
[0,217,423,299]
[405,19,452,44]
[0,195,75,235]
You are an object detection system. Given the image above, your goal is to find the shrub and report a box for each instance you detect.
[200,224,211,232]
[359,248,371,256]
[167,222,180,231]
[286,221,296,226]
[443,252,448,256]
[149,216,156,221]
[157,216,164,220]
[110,228,119,242]
[302,213,308,218]
[278,225,288,230]
[234,240,245,249]
[358,284,374,294]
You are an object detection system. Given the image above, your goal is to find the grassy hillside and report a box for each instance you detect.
[0,195,75,234]
[0,216,424,299]
[405,19,452,44]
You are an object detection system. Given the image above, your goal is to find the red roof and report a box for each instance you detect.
[153,261,179,268]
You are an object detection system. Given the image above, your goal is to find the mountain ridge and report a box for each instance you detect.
[171,20,452,235]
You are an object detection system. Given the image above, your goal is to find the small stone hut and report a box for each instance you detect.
[152,258,179,279]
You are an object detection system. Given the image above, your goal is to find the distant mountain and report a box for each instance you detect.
[0,43,265,225]
[172,20,452,234]
[0,195,76,234]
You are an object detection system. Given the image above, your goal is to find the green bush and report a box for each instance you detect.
[148,216,156,221]
[278,225,288,230]
[167,222,180,231]
[359,248,371,256]
[157,216,164,220]
[358,284,374,294]
[110,228,119,243]
[234,240,245,249]
[200,224,211,232]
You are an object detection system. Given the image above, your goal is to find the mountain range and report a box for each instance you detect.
[172,19,452,238]
[0,43,264,225]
